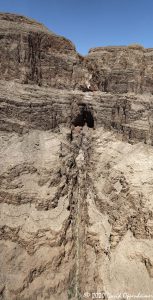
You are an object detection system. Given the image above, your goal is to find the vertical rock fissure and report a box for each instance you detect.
[61,125,92,299]
[71,126,91,299]
[75,177,81,299]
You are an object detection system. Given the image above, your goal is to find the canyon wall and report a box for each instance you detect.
[0,13,153,300]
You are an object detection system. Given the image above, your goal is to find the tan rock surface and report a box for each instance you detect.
[0,12,153,300]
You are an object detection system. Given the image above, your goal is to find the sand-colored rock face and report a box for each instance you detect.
[0,13,153,300]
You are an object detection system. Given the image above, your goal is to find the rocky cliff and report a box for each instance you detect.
[0,13,153,300]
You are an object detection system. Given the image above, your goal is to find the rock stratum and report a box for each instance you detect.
[0,13,153,300]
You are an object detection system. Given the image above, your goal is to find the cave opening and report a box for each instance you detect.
[73,106,94,128]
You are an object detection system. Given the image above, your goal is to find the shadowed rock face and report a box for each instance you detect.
[0,13,153,300]
[0,13,78,87]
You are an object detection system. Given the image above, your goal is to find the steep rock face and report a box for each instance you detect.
[0,13,153,300]
[0,13,83,88]
[85,45,153,94]
[1,80,153,145]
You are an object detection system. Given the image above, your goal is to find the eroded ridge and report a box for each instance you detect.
[1,121,153,299]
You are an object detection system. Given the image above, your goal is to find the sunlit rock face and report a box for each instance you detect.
[0,12,153,300]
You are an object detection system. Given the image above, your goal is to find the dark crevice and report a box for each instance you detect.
[72,106,94,128]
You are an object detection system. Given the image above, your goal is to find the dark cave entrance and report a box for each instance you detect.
[73,106,94,128]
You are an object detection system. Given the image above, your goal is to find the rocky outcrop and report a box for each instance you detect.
[0,13,80,88]
[85,45,153,94]
[0,12,153,300]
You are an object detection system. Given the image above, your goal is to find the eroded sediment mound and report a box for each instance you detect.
[0,13,153,300]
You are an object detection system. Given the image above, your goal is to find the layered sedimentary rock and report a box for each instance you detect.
[0,13,153,300]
